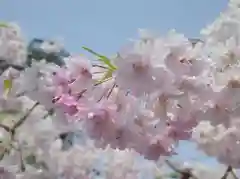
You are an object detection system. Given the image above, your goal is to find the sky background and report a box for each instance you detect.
[1,0,229,166]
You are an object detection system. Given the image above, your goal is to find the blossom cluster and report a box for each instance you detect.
[19,0,240,166]
[0,0,240,178]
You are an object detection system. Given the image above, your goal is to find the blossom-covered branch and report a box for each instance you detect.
[0,0,240,178]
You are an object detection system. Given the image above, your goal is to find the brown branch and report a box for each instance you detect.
[221,166,239,179]
[94,77,112,87]
[0,147,10,160]
[0,124,11,133]
[0,102,40,161]
[221,166,232,179]
[92,64,108,69]
[106,83,116,99]
[165,160,198,179]
[11,102,39,132]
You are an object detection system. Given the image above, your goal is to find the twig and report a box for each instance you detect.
[93,71,105,74]
[106,83,116,99]
[92,64,108,69]
[43,108,55,119]
[165,160,198,179]
[76,89,87,100]
[11,102,39,132]
[221,166,239,179]
[0,141,15,161]
[0,124,11,133]
[221,166,232,179]
[43,112,50,119]
[0,147,9,160]
[0,102,40,161]
[94,77,112,86]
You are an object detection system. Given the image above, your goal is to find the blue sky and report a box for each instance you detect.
[1,0,228,166]
[1,0,227,55]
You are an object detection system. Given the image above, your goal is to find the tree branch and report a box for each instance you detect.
[165,160,198,179]
[221,166,239,179]
[0,124,11,133]
[11,102,39,132]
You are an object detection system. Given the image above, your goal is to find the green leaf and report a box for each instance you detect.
[3,79,12,97]
[95,69,114,85]
[82,46,117,70]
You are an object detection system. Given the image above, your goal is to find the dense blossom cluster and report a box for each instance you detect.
[0,0,240,178]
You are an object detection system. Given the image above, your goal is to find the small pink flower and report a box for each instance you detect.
[56,94,78,115]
